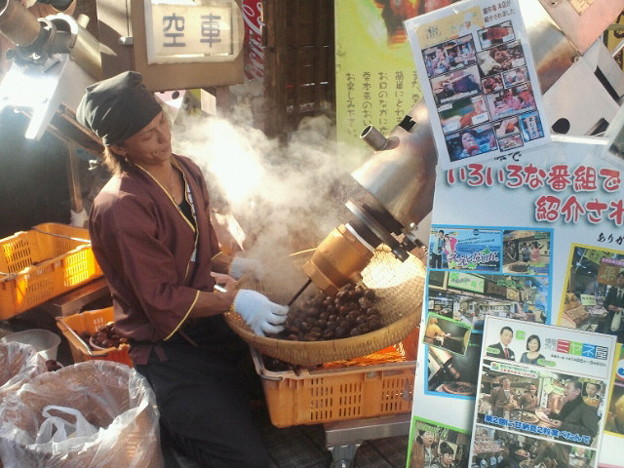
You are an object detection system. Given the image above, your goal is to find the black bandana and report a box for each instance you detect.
[76,71,162,145]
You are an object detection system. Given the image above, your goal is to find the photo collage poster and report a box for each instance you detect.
[423,225,553,401]
[470,317,617,468]
[405,0,550,169]
[407,133,624,468]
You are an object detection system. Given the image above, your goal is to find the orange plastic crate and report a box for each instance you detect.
[0,223,103,319]
[56,307,132,367]
[251,347,415,427]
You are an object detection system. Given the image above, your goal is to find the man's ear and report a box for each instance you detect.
[109,144,126,156]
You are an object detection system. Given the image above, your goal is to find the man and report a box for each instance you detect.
[76,71,287,467]
[486,326,516,360]
[600,271,624,342]
[458,130,480,159]
[425,317,449,346]
[519,383,538,412]
[543,380,599,446]
[430,230,445,269]
[532,441,569,468]
[489,376,517,418]
[582,382,601,409]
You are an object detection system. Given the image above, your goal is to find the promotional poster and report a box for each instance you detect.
[470,317,616,468]
[406,134,624,468]
[405,0,551,169]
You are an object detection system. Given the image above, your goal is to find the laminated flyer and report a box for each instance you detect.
[470,316,617,468]
[404,0,550,169]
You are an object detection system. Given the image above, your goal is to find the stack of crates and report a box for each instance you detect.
[0,223,102,319]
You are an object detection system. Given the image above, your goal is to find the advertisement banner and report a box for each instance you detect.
[407,134,624,468]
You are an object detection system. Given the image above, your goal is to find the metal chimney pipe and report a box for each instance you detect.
[0,0,41,47]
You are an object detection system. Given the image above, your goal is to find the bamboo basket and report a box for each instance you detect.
[224,247,425,366]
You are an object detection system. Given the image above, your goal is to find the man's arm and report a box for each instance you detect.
[559,405,599,440]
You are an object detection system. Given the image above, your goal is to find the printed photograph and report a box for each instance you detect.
[470,426,595,468]
[476,361,605,448]
[446,124,497,162]
[518,111,545,141]
[427,332,482,398]
[439,95,490,135]
[502,65,529,88]
[428,273,550,330]
[476,41,526,77]
[422,34,478,78]
[481,74,504,94]
[558,244,624,343]
[424,313,472,355]
[502,229,552,276]
[497,133,524,151]
[408,417,471,468]
[485,83,536,122]
[604,367,624,435]
[493,116,520,139]
[477,20,515,49]
[431,65,482,107]
[428,227,502,272]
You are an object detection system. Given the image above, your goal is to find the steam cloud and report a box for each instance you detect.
[169,107,370,298]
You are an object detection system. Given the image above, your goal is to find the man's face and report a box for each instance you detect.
[617,275,624,288]
[563,382,580,401]
[501,378,511,389]
[529,385,537,394]
[500,329,513,346]
[586,384,597,397]
[115,111,172,170]
[462,132,477,149]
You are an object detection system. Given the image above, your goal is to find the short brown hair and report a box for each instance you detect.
[102,146,131,176]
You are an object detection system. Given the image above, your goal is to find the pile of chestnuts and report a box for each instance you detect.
[85,322,128,350]
[270,283,383,341]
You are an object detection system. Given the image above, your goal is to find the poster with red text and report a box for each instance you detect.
[406,133,624,468]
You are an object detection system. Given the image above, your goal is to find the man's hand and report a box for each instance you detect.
[210,272,237,291]
[233,289,288,335]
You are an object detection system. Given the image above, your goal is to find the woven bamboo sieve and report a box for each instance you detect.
[224,247,425,366]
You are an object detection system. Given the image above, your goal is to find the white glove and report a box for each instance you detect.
[229,257,265,281]
[233,289,288,336]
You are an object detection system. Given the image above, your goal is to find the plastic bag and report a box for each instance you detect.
[0,360,163,468]
[35,405,98,444]
[0,341,47,399]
